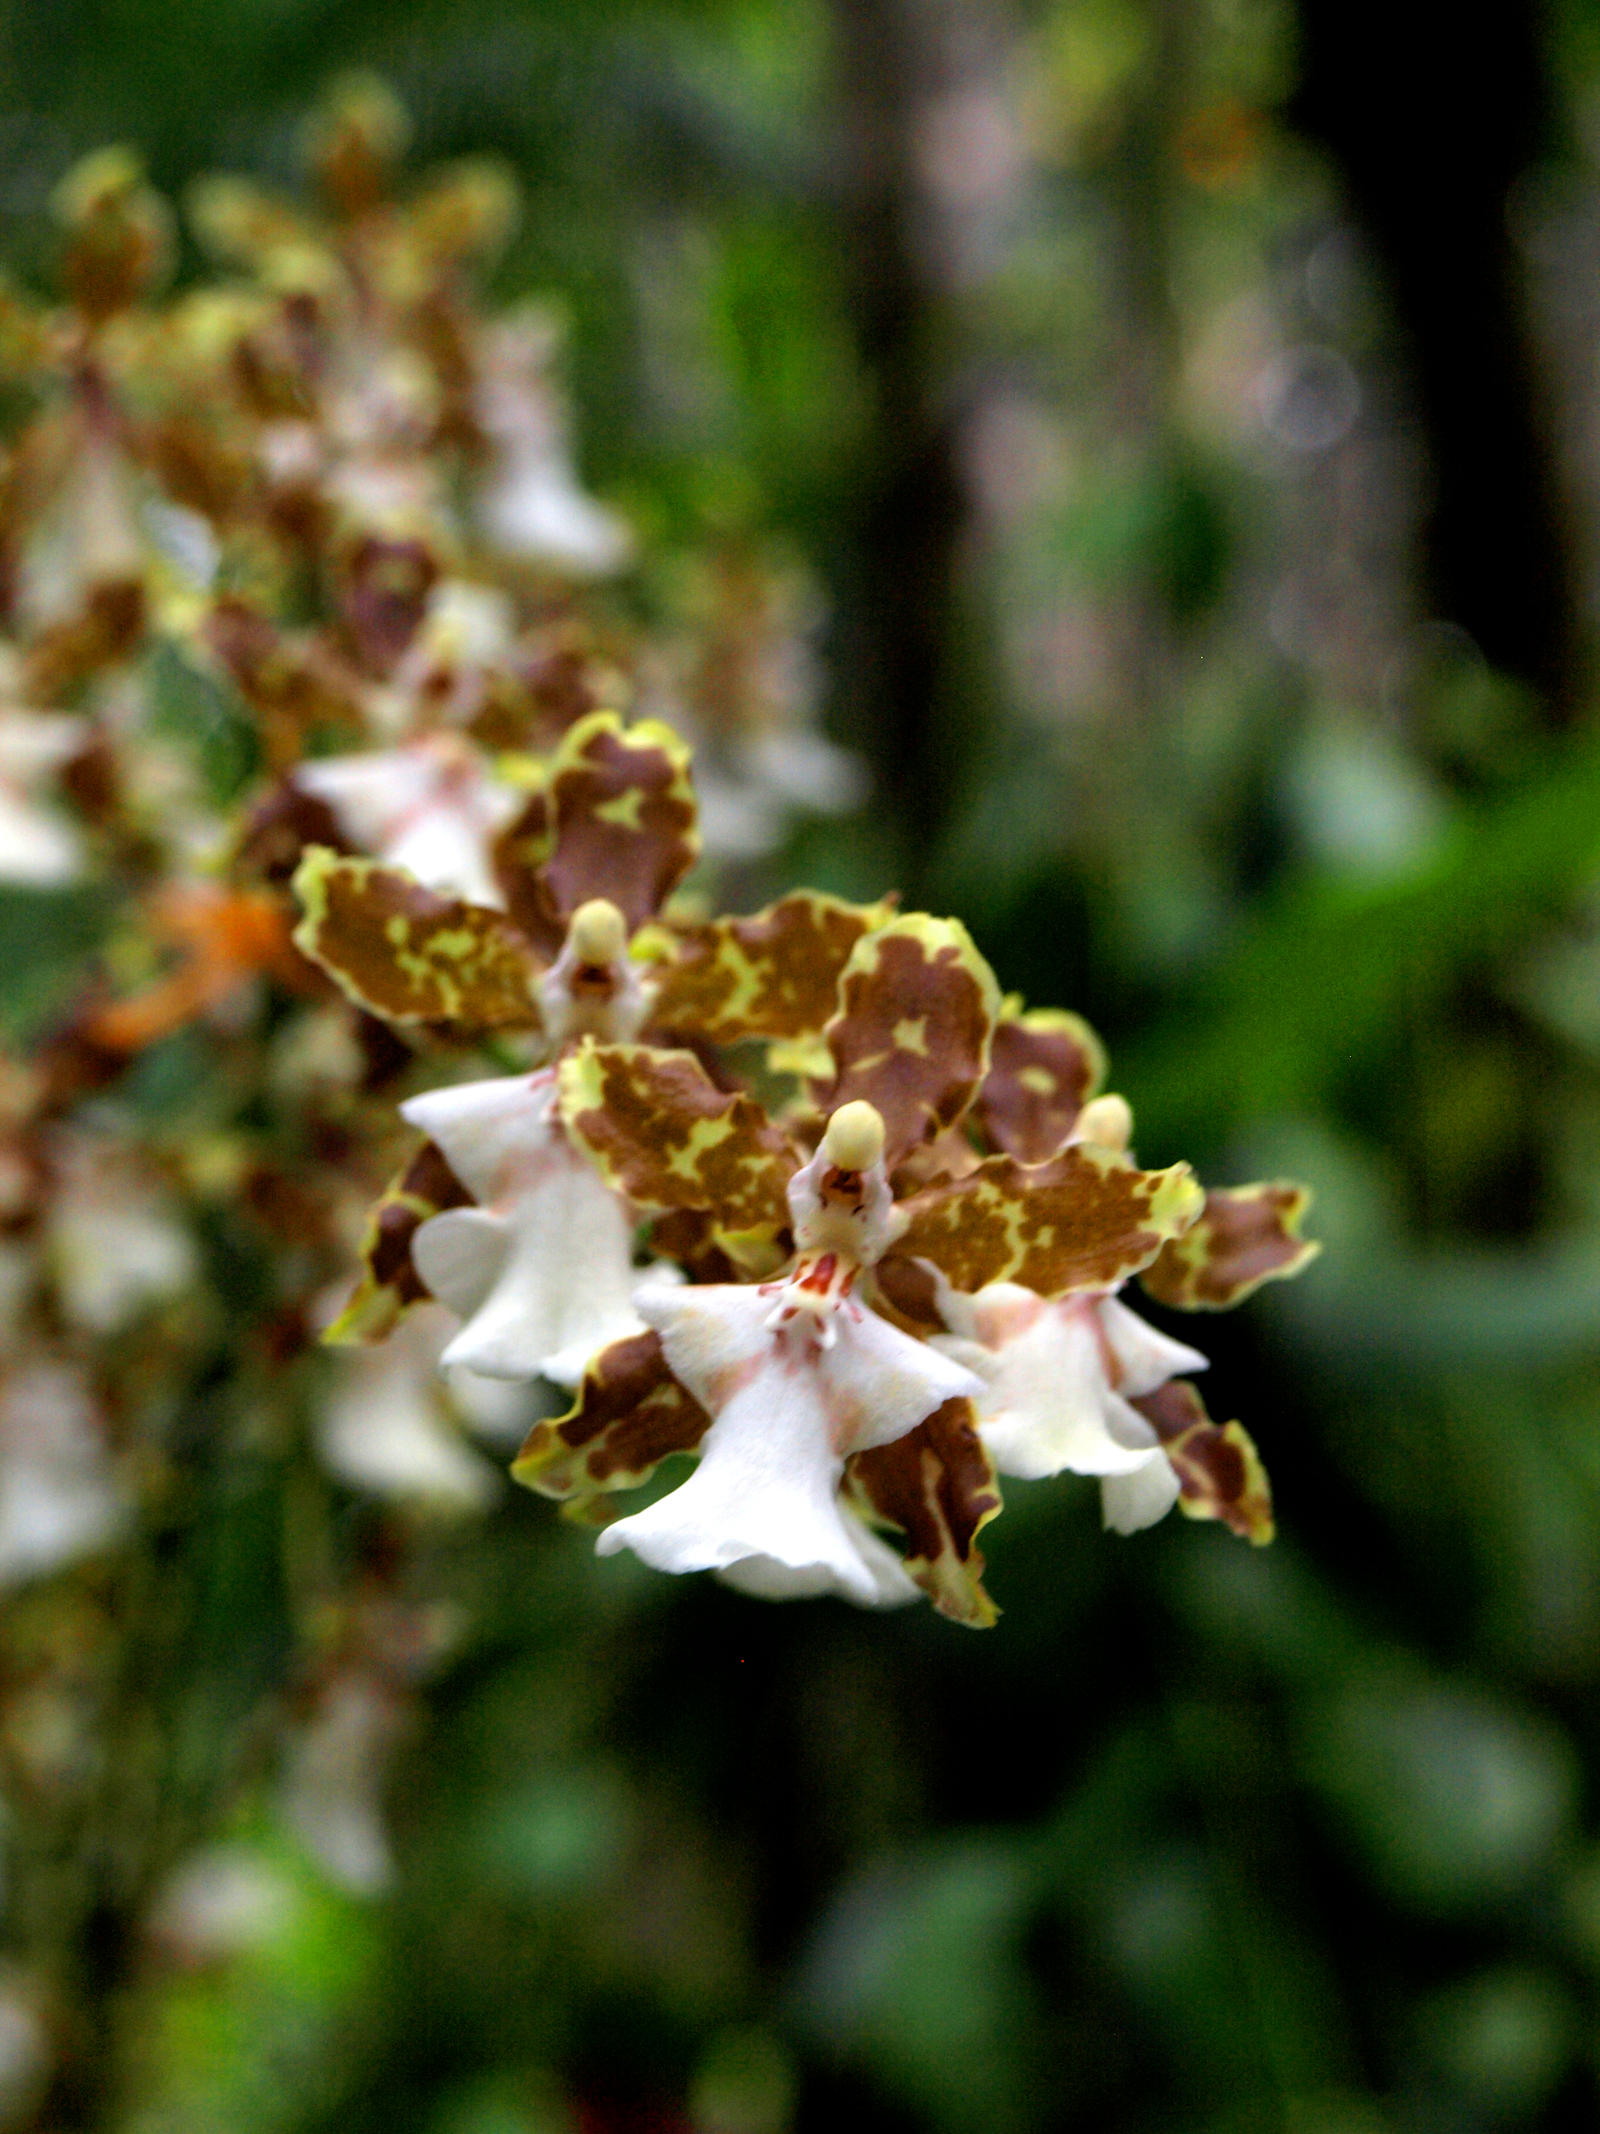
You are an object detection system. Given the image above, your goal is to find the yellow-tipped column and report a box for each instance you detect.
[567,897,627,966]
[821,1099,886,1173]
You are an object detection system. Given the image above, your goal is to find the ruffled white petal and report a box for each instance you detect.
[1096,1294,1208,1396]
[716,1512,919,1608]
[295,740,517,906]
[402,1072,644,1382]
[597,1284,979,1605]
[936,1284,1165,1483]
[400,1071,556,1203]
[317,1313,499,1510]
[1101,1456,1183,1535]
[811,1300,983,1452]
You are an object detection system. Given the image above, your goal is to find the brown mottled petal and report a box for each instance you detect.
[335,532,440,675]
[866,1253,946,1335]
[647,1208,741,1285]
[889,1125,983,1196]
[490,783,554,946]
[557,1039,792,1261]
[977,1006,1106,1163]
[822,915,1001,1165]
[1139,1183,1321,1311]
[291,848,542,1029]
[845,1396,1002,1626]
[494,711,699,956]
[511,1330,710,1501]
[649,891,896,1046]
[894,1143,1204,1301]
[324,1140,471,1345]
[1131,1378,1274,1544]
[204,599,367,768]
[235,776,354,884]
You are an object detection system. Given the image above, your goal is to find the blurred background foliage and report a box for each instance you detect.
[6,0,1600,2127]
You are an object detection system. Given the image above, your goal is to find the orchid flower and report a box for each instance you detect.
[292,730,520,907]
[473,313,633,577]
[602,1103,980,1607]
[926,1033,1319,1544]
[516,913,1206,1620]
[297,713,894,1384]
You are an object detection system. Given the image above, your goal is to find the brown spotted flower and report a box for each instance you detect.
[920,1024,1320,1546]
[294,710,893,1381]
[601,1101,980,1606]
[515,913,1204,1622]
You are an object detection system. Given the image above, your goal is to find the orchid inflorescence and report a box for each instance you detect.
[0,67,1317,1753]
[0,73,894,1966]
[291,703,1319,1624]
[0,70,1324,2107]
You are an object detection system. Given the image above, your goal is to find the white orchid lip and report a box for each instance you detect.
[593,1109,985,1606]
[595,1280,982,1607]
[939,1279,1207,1532]
[401,1069,646,1383]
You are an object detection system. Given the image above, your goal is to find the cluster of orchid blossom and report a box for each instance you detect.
[0,64,1324,2096]
[293,704,1318,1623]
[0,72,883,2003]
[0,79,867,1540]
[0,62,1323,2119]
